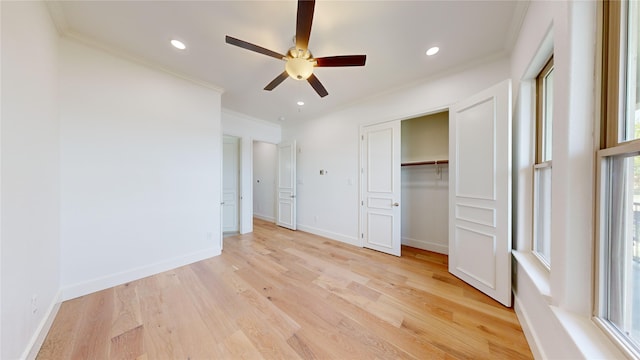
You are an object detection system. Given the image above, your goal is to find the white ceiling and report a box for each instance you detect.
[48,1,527,125]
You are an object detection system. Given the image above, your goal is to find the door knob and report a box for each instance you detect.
[220,202,225,205]
[393,202,400,207]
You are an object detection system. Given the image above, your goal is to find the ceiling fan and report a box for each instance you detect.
[225,0,366,98]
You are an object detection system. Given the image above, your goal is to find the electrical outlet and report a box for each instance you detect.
[31,295,38,314]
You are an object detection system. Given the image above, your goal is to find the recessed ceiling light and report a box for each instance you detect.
[171,39,186,50]
[426,46,439,56]
[297,101,305,106]
[278,116,285,121]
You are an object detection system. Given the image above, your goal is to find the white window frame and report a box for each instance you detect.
[533,56,554,269]
[595,0,640,357]
[595,142,640,358]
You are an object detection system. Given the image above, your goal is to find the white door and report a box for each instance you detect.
[361,121,401,256]
[276,141,296,230]
[222,136,240,233]
[449,79,512,306]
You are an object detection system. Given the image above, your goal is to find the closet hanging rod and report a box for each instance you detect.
[401,160,449,167]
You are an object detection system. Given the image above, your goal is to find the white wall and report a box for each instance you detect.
[59,39,223,300]
[253,141,277,222]
[401,166,449,253]
[401,112,449,163]
[510,1,624,358]
[222,109,281,233]
[282,58,509,246]
[1,2,61,359]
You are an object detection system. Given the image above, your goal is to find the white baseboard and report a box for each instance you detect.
[61,247,221,301]
[23,290,62,360]
[402,237,448,254]
[514,295,545,360]
[297,224,360,247]
[253,213,275,222]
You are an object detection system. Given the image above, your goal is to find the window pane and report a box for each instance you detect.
[623,1,640,142]
[634,0,640,110]
[605,154,640,351]
[533,165,551,266]
[542,69,554,161]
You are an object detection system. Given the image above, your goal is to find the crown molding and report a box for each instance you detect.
[504,0,531,52]
[45,1,70,35]
[222,108,281,128]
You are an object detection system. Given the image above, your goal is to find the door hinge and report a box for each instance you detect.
[361,200,364,206]
[361,233,364,239]
[361,135,364,141]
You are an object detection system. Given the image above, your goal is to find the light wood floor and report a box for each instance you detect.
[38,219,533,359]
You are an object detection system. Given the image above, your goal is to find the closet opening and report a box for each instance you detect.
[400,110,449,255]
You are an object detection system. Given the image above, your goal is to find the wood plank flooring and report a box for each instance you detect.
[37,218,532,359]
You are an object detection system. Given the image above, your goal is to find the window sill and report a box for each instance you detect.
[513,251,627,359]
[512,250,551,303]
[551,308,627,359]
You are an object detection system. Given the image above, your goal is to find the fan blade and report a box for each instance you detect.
[225,36,286,60]
[295,0,315,50]
[315,55,367,67]
[307,73,328,97]
[264,71,289,91]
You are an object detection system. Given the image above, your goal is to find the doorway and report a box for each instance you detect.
[253,141,277,223]
[400,111,449,254]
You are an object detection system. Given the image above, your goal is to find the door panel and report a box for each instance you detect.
[277,141,296,230]
[368,128,394,193]
[361,121,401,256]
[222,136,239,233]
[454,226,496,288]
[449,79,512,306]
[455,99,496,200]
[367,212,394,248]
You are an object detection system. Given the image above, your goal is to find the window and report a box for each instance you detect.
[597,0,640,356]
[533,56,554,268]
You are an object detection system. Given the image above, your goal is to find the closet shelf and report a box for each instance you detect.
[401,160,449,167]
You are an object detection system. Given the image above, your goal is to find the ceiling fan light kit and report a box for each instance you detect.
[286,57,315,80]
[225,0,366,98]
[286,47,314,80]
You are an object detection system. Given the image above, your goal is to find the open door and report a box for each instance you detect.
[361,121,401,256]
[449,79,512,306]
[276,141,296,230]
